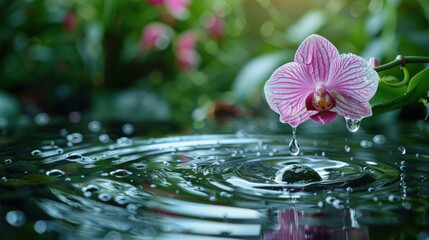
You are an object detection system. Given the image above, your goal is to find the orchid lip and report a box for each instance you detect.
[305,87,336,112]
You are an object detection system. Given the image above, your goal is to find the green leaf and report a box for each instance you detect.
[370,67,429,115]
[232,51,293,103]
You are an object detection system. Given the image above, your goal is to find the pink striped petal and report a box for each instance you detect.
[310,111,337,124]
[280,106,313,127]
[327,54,379,102]
[264,62,316,126]
[294,34,339,85]
[331,91,372,119]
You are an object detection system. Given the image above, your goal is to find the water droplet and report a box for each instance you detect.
[116,137,133,146]
[31,149,42,156]
[274,164,322,183]
[373,134,387,144]
[332,199,345,209]
[60,128,68,137]
[388,195,400,202]
[344,144,350,152]
[66,153,83,161]
[150,184,156,188]
[289,127,300,156]
[368,187,375,192]
[209,195,217,202]
[317,201,324,208]
[5,210,26,227]
[346,187,353,193]
[122,123,134,135]
[126,203,138,212]
[345,118,361,133]
[235,130,248,138]
[88,121,102,132]
[98,193,112,201]
[34,220,47,234]
[66,133,83,144]
[2,176,7,182]
[46,169,65,177]
[99,134,111,143]
[4,159,12,164]
[360,140,373,148]
[398,146,406,154]
[133,163,146,169]
[34,113,50,125]
[110,169,132,178]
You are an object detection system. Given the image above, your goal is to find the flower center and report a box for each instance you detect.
[312,86,334,111]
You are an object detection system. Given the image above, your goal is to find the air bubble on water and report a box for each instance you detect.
[289,127,300,156]
[126,203,138,213]
[65,177,71,181]
[317,201,324,208]
[34,220,47,234]
[110,169,132,178]
[98,193,112,202]
[344,145,350,152]
[66,133,83,144]
[388,195,399,202]
[56,148,64,154]
[114,195,129,205]
[325,196,335,204]
[360,140,373,148]
[5,210,26,227]
[373,134,387,144]
[116,137,133,146]
[34,113,50,125]
[346,187,353,193]
[82,184,100,195]
[235,130,248,138]
[66,153,83,161]
[122,123,134,135]
[368,187,375,192]
[46,169,65,177]
[31,149,42,156]
[133,163,146,169]
[5,159,12,164]
[209,195,217,202]
[398,146,406,154]
[88,121,102,132]
[332,199,345,209]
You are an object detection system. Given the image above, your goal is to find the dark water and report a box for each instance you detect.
[1,117,429,239]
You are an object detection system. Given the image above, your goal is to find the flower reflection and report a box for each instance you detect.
[265,208,369,240]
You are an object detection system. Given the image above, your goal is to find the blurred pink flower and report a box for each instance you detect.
[206,14,224,41]
[147,0,191,19]
[174,31,199,71]
[140,22,170,53]
[64,11,78,33]
[264,34,379,127]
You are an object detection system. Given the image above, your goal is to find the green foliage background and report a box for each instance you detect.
[0,0,428,128]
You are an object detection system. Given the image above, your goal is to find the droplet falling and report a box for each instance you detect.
[289,127,300,156]
[345,118,361,133]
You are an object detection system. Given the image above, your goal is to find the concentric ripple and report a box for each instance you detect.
[2,128,429,239]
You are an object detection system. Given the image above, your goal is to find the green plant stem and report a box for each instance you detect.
[374,56,429,72]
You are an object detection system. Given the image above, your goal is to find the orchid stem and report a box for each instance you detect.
[374,55,429,72]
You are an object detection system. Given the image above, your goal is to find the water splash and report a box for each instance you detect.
[289,127,300,156]
[345,118,361,133]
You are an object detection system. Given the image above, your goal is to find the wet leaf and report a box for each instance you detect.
[371,68,429,115]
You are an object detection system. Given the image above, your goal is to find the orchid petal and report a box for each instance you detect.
[327,54,379,102]
[331,91,372,119]
[294,34,339,84]
[310,111,337,124]
[280,105,313,127]
[264,62,316,127]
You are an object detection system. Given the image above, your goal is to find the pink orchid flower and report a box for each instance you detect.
[174,30,199,71]
[264,34,379,127]
[140,22,170,53]
[147,0,190,19]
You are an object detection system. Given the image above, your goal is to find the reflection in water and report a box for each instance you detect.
[264,208,369,240]
[0,120,428,239]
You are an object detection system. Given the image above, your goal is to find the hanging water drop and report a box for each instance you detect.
[345,118,361,133]
[289,127,300,156]
[398,146,406,154]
